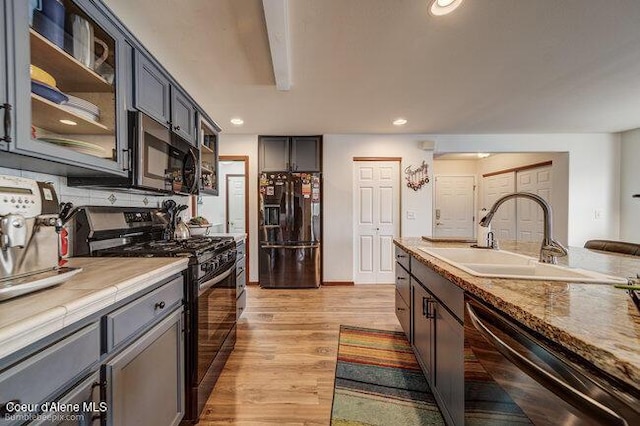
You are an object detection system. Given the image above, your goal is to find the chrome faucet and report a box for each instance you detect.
[479,192,568,264]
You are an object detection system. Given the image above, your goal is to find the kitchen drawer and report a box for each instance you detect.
[0,324,100,424]
[104,276,183,352]
[396,262,410,305]
[395,246,410,272]
[395,290,410,341]
[30,371,101,425]
[236,270,246,298]
[235,240,246,258]
[236,255,246,277]
[412,261,464,322]
[237,289,246,320]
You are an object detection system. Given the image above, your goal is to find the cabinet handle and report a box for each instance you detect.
[397,276,406,280]
[174,125,181,131]
[122,148,132,171]
[397,307,406,311]
[397,254,407,258]
[1,103,12,144]
[155,301,166,310]
[422,297,436,319]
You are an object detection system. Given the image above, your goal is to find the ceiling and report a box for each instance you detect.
[103,0,640,135]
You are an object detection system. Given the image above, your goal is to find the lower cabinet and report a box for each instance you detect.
[104,307,184,426]
[407,253,465,426]
[236,240,247,319]
[0,273,186,426]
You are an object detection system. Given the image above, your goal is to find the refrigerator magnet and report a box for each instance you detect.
[266,186,275,195]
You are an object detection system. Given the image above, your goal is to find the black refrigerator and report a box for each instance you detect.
[259,172,321,288]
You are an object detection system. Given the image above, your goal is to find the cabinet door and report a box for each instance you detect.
[135,51,171,126]
[434,303,464,426]
[412,279,434,383]
[8,0,129,175]
[259,136,289,171]
[290,136,321,171]
[0,0,7,151]
[171,87,196,144]
[395,289,411,340]
[105,308,184,426]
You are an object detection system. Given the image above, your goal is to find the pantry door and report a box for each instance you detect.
[482,172,516,240]
[226,175,246,233]
[353,160,400,284]
[433,176,475,239]
[516,165,552,242]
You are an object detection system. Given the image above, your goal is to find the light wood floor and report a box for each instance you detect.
[198,284,401,425]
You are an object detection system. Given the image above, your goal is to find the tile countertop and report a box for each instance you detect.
[394,237,640,392]
[0,257,189,361]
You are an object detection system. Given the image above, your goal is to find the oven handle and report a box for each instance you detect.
[465,302,628,426]
[198,266,234,293]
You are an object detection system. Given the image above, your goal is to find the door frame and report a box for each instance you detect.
[352,157,402,284]
[225,174,246,233]
[432,174,477,238]
[220,155,250,281]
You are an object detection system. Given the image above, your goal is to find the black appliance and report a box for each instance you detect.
[68,111,199,195]
[258,172,321,288]
[464,294,640,425]
[70,206,236,423]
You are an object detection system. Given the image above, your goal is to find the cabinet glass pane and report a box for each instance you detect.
[200,122,218,192]
[29,0,117,162]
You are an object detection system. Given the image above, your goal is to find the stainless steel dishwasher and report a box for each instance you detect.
[464,295,640,426]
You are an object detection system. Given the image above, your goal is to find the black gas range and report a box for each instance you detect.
[70,206,237,424]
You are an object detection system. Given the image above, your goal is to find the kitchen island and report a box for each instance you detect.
[394,237,640,425]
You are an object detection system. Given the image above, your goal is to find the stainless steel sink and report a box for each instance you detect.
[418,247,627,284]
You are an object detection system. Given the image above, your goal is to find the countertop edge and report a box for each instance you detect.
[393,238,640,391]
[0,258,189,362]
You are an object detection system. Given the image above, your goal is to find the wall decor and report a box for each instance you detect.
[405,161,430,191]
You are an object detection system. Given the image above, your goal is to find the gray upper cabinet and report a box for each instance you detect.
[259,135,322,172]
[291,136,321,171]
[2,0,130,176]
[0,0,7,151]
[171,86,196,144]
[259,136,290,171]
[134,51,171,126]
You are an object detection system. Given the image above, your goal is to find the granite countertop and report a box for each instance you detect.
[0,257,189,361]
[394,237,640,391]
[207,232,247,242]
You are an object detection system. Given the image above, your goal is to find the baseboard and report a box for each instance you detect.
[248,281,259,286]
[322,281,354,286]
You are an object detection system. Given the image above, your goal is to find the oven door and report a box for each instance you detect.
[135,112,199,194]
[464,296,640,426]
[196,264,236,386]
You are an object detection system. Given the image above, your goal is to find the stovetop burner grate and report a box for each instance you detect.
[97,236,235,257]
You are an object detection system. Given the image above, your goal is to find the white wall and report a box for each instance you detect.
[433,159,478,176]
[433,134,620,246]
[217,134,259,282]
[199,161,245,232]
[323,134,433,282]
[620,129,640,242]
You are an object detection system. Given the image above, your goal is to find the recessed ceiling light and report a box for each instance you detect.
[430,0,464,16]
[230,118,244,126]
[477,153,490,158]
[393,118,408,126]
[59,119,77,126]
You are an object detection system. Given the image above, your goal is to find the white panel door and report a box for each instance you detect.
[226,175,246,233]
[353,161,400,284]
[482,172,516,240]
[433,176,475,238]
[516,166,552,242]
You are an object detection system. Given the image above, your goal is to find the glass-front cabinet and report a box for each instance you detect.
[199,117,219,195]
[7,0,128,176]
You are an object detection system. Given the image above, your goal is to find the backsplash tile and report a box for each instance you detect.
[1,167,192,217]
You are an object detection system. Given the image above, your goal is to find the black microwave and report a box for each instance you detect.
[69,112,199,195]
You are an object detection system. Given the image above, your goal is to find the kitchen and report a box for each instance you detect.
[1,0,640,425]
